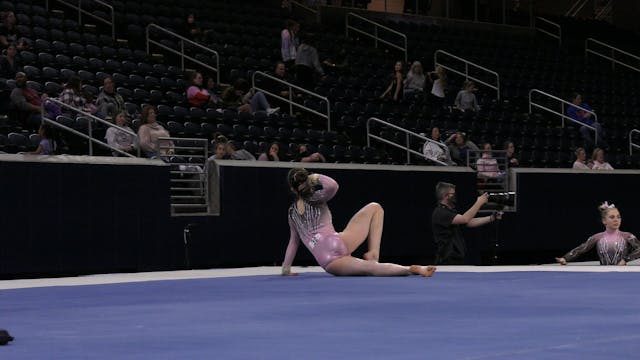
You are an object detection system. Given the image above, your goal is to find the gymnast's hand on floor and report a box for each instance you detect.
[281,267,298,276]
[618,259,627,266]
[555,257,567,265]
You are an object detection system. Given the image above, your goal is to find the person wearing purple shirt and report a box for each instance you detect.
[556,202,640,265]
[281,168,436,277]
[566,93,605,147]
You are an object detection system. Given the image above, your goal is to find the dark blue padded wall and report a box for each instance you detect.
[0,156,176,278]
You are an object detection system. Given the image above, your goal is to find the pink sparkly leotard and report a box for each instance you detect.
[562,230,640,265]
[284,174,349,269]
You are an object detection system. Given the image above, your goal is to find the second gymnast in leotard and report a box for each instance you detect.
[556,202,640,265]
[281,168,436,277]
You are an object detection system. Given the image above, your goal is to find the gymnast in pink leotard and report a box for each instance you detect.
[281,168,437,277]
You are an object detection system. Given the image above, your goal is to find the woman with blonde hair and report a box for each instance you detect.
[428,65,447,110]
[556,202,640,265]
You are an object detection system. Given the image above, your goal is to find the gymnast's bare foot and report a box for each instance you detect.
[363,251,379,262]
[410,265,437,277]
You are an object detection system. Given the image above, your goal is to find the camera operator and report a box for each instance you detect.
[432,182,502,265]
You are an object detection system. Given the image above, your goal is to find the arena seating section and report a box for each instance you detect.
[1,0,640,169]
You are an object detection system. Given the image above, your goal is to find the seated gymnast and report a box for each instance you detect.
[556,202,640,266]
[281,168,436,277]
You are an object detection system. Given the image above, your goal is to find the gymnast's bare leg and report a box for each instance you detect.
[325,256,436,277]
[339,202,385,262]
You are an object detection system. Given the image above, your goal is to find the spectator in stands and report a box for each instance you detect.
[58,76,86,109]
[591,147,614,170]
[282,168,437,277]
[556,202,640,265]
[432,182,501,265]
[137,104,174,158]
[183,13,203,42]
[226,141,256,160]
[403,61,425,99]
[422,127,452,165]
[105,111,137,156]
[281,19,300,69]
[96,76,125,119]
[0,42,22,79]
[454,80,480,112]
[380,61,404,102]
[273,61,294,97]
[446,131,479,166]
[293,144,325,162]
[83,89,98,115]
[211,141,230,160]
[295,33,324,90]
[0,12,25,50]
[258,142,282,161]
[427,65,447,110]
[221,78,279,115]
[567,93,605,147]
[205,75,219,95]
[572,147,592,170]
[187,71,218,108]
[322,46,349,74]
[10,72,44,129]
[476,142,500,178]
[503,140,519,167]
[29,124,56,155]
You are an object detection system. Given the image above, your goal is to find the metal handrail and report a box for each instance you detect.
[157,137,208,160]
[366,117,450,165]
[46,0,115,40]
[528,89,598,144]
[252,71,332,131]
[585,38,640,73]
[291,0,318,14]
[146,24,220,84]
[630,129,640,156]
[434,50,500,100]
[566,0,589,17]
[44,98,140,157]
[158,137,209,215]
[595,1,613,20]
[346,12,408,63]
[535,17,561,47]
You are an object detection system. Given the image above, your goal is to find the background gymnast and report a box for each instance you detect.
[556,202,640,265]
[281,168,436,277]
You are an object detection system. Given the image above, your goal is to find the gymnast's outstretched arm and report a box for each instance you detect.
[557,236,598,264]
[282,217,301,275]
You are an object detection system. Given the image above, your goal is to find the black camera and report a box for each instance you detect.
[487,192,516,209]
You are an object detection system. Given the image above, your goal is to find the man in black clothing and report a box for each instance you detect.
[431,182,500,264]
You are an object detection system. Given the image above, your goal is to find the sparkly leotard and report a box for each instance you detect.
[284,175,349,269]
[562,231,640,265]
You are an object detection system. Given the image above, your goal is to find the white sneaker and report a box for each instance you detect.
[266,107,280,115]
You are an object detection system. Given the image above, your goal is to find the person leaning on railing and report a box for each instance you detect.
[591,147,614,170]
[572,147,592,170]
